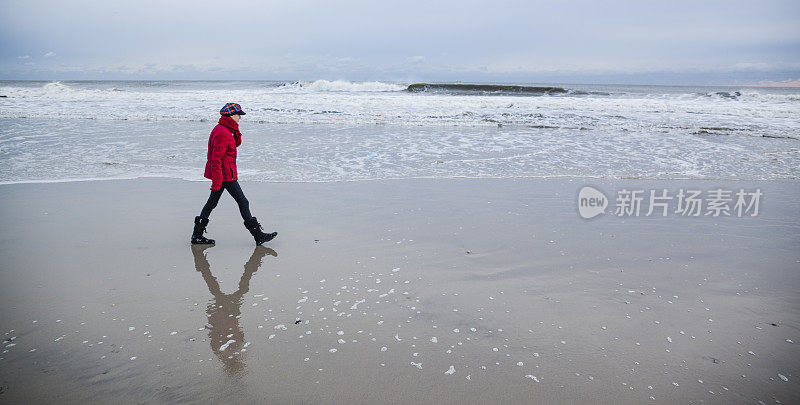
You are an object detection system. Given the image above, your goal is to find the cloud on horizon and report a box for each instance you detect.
[747,77,800,87]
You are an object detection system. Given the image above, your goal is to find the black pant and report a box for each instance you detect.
[200,180,252,221]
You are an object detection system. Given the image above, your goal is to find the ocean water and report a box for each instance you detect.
[0,80,798,183]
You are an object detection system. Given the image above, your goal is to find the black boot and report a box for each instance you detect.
[244,217,277,245]
[191,216,216,245]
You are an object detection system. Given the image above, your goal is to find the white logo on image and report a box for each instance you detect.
[578,186,608,219]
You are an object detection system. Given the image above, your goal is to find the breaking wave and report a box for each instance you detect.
[273,80,406,93]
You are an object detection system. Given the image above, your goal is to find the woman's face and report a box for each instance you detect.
[231,114,241,123]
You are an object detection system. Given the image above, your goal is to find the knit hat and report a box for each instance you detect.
[220,103,246,116]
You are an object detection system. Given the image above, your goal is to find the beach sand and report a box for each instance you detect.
[0,178,798,404]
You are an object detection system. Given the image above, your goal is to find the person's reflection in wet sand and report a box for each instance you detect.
[191,245,277,375]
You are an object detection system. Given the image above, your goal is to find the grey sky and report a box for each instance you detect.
[1,0,799,84]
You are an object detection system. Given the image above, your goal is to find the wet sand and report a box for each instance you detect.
[0,178,798,404]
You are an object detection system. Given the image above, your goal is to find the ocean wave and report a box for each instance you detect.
[273,80,406,93]
[737,90,800,103]
[4,81,119,99]
[695,89,800,103]
[703,91,741,99]
[42,81,76,92]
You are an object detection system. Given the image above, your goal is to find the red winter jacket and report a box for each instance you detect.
[204,115,242,191]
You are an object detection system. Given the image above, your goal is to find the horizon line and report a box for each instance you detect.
[2,78,799,88]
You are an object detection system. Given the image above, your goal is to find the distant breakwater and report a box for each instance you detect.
[406,83,568,94]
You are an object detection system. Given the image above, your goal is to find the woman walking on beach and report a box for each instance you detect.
[191,103,277,245]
